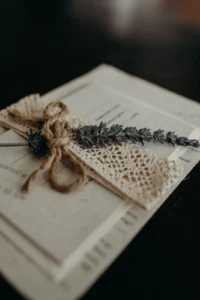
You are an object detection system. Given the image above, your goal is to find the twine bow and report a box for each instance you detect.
[22,102,86,193]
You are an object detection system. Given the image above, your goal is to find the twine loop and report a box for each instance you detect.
[22,101,86,193]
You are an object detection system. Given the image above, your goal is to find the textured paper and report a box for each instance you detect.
[85,65,200,127]
[1,65,200,300]
[0,83,200,267]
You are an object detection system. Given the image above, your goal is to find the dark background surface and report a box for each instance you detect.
[1,1,200,299]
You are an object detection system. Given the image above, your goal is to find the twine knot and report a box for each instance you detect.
[22,102,86,193]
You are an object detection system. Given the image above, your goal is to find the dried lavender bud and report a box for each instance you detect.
[27,129,49,157]
[189,139,200,148]
[153,129,165,144]
[176,137,190,147]
[108,124,125,145]
[166,132,178,147]
[125,127,142,144]
[138,128,153,143]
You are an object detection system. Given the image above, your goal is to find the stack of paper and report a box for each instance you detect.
[0,64,200,300]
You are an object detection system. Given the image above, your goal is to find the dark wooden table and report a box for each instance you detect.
[1,1,200,299]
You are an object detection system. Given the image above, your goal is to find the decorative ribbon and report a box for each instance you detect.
[22,102,86,193]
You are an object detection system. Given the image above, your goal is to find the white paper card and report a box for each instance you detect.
[1,82,200,278]
[1,66,200,300]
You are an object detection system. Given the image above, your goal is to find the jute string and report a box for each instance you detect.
[22,101,87,193]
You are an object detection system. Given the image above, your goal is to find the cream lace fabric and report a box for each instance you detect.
[0,94,183,210]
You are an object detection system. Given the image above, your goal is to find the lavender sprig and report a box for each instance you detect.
[76,122,200,149]
[26,123,200,158]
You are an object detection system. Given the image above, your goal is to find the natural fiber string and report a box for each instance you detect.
[22,101,87,193]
